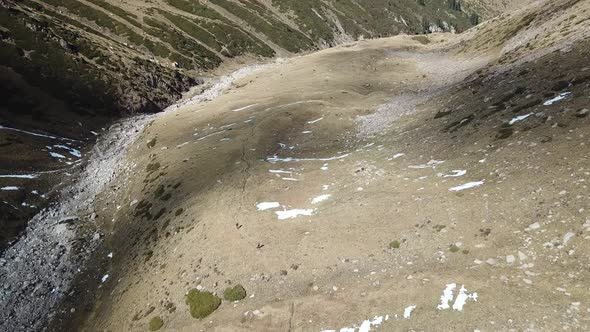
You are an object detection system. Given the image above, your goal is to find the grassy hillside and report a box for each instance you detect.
[0,0,478,121]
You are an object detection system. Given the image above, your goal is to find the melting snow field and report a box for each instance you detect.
[543,92,571,106]
[1,186,19,191]
[276,209,314,220]
[449,181,484,191]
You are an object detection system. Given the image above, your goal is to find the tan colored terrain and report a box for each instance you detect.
[64,1,590,331]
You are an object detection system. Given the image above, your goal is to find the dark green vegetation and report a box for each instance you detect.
[223,284,247,301]
[185,289,222,319]
[389,240,401,249]
[148,316,164,331]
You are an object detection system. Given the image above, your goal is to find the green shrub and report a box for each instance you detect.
[223,285,247,301]
[185,289,222,319]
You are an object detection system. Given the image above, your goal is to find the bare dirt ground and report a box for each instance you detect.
[2,1,589,331]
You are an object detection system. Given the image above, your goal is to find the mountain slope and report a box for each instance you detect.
[0,0,479,250]
[1,0,584,330]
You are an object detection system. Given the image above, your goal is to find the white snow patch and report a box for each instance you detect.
[264,100,323,111]
[393,153,405,159]
[452,285,478,311]
[508,113,533,125]
[438,283,477,311]
[443,170,467,177]
[256,202,280,211]
[311,194,331,204]
[176,142,190,148]
[53,144,81,157]
[408,160,445,169]
[563,232,576,245]
[282,177,299,181]
[1,186,20,191]
[403,305,416,319]
[359,316,384,332]
[437,283,456,310]
[0,125,79,142]
[449,181,484,191]
[269,169,292,174]
[543,92,571,106]
[101,274,109,283]
[232,104,258,112]
[195,130,225,141]
[49,152,66,159]
[321,164,329,171]
[276,209,314,220]
[0,174,39,179]
[267,154,349,163]
[307,117,324,124]
[321,315,386,332]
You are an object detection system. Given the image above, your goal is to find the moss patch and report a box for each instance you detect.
[412,35,431,44]
[223,284,247,301]
[433,224,446,232]
[388,240,401,249]
[147,138,157,148]
[185,289,221,319]
[449,244,460,253]
[148,316,164,331]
